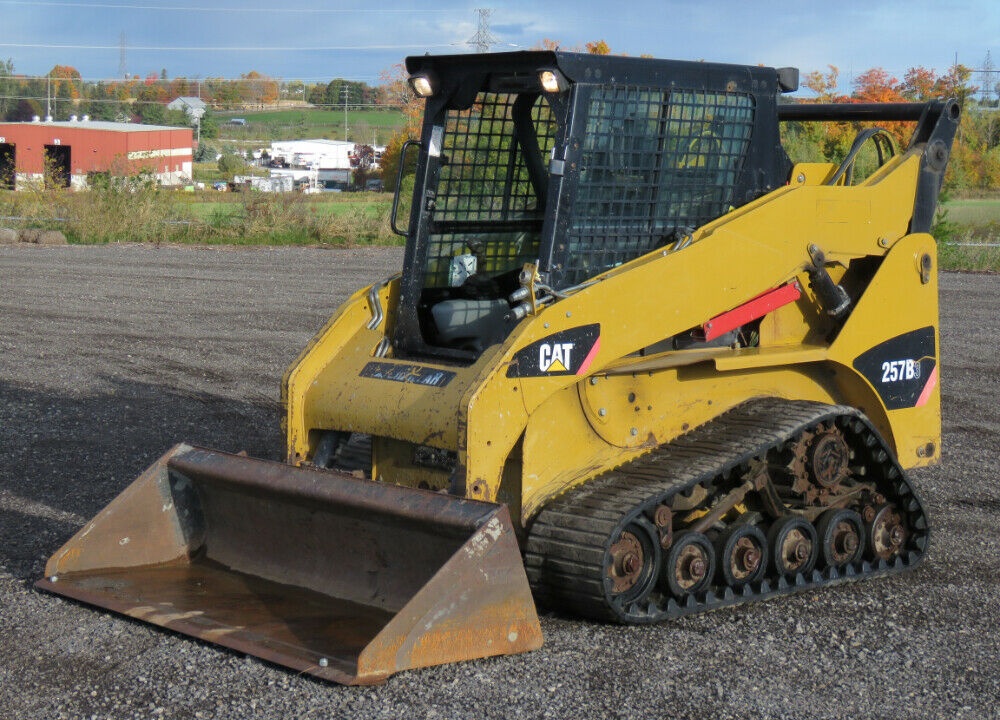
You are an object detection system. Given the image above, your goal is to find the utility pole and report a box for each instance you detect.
[192,107,204,150]
[342,84,350,141]
[119,32,127,79]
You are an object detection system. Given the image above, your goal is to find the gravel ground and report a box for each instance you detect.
[1,245,998,720]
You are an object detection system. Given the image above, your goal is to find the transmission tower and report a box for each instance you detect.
[119,32,127,79]
[468,8,500,53]
[981,50,996,105]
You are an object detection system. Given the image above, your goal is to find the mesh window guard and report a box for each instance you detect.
[558,87,755,287]
[423,94,557,288]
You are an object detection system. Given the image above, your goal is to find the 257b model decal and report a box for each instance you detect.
[881,359,921,384]
[853,327,937,410]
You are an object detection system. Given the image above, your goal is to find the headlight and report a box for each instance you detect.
[408,72,437,98]
[538,68,568,94]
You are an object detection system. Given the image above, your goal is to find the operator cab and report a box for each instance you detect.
[391,52,794,363]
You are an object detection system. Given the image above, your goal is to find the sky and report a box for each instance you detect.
[1,0,998,94]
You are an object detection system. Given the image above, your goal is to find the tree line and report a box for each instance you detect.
[783,63,999,190]
[0,59,399,124]
[2,51,997,192]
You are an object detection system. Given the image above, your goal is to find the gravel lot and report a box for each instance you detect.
[1,245,998,720]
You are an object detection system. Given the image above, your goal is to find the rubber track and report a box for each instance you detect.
[523,398,930,623]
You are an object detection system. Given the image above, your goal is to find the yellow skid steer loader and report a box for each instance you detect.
[38,51,959,684]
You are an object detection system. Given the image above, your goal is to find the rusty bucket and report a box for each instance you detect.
[36,445,542,685]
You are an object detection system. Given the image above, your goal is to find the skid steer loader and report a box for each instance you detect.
[38,51,960,685]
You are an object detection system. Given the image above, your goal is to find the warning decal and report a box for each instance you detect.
[360,361,456,388]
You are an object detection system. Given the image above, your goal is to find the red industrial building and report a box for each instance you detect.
[0,120,193,190]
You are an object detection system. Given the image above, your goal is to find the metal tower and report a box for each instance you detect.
[468,9,500,53]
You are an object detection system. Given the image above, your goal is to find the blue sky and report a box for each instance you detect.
[1,0,998,93]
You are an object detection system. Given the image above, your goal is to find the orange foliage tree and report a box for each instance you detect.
[48,65,82,99]
[585,40,612,55]
[902,67,937,100]
[787,62,991,190]
[851,68,910,147]
[803,65,845,102]
[241,71,279,108]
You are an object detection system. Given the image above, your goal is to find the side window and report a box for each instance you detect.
[422,93,557,289]
[558,87,755,288]
[655,91,755,223]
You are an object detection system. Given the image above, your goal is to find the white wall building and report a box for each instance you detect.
[267,139,355,188]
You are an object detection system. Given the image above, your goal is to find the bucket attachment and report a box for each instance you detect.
[36,445,542,685]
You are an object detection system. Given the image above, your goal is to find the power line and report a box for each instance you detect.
[0,1,452,13]
[0,42,457,52]
[2,73,385,84]
[2,74,391,85]
[0,94,405,108]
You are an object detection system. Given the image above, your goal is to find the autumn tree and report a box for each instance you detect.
[901,66,937,100]
[803,65,844,102]
[241,71,279,108]
[378,63,422,128]
[851,68,911,148]
[136,73,168,105]
[376,63,426,192]
[585,40,611,55]
[48,65,82,98]
[852,68,905,103]
[785,61,990,190]
[789,66,853,163]
[44,64,82,118]
[206,76,241,108]
[932,64,977,106]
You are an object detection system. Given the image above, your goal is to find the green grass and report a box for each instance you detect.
[938,239,1000,271]
[0,185,403,247]
[943,198,1000,226]
[936,196,1000,271]
[183,194,389,220]
[231,108,405,128]
[3,180,996,267]
[214,108,407,145]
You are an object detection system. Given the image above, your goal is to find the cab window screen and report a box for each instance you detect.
[423,93,557,288]
[558,87,754,287]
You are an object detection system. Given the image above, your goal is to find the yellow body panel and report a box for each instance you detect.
[283,148,940,530]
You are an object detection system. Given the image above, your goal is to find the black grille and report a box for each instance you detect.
[557,87,755,287]
[424,94,557,288]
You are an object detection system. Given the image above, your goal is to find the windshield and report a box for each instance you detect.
[421,92,558,290]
